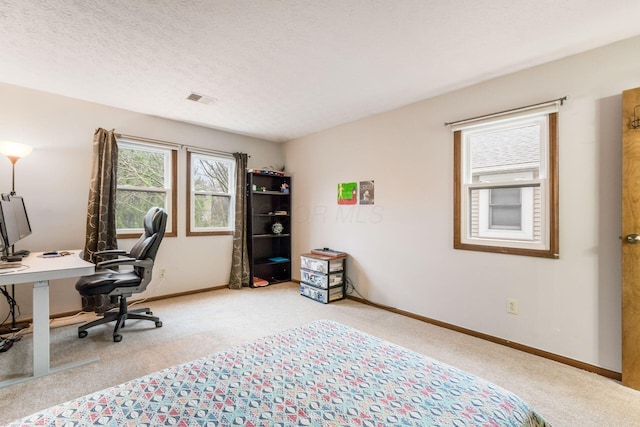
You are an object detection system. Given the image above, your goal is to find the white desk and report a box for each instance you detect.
[0,251,95,387]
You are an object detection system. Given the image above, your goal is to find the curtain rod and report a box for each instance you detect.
[115,133,247,158]
[444,96,568,127]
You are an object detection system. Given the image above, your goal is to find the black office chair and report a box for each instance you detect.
[76,207,167,342]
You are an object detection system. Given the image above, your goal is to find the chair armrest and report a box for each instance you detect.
[97,256,136,269]
[95,249,128,257]
[94,249,130,265]
[97,257,153,270]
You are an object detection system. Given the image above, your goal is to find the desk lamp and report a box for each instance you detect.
[0,141,32,195]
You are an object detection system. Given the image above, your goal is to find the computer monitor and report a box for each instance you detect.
[9,195,32,241]
[0,199,20,248]
[0,195,32,255]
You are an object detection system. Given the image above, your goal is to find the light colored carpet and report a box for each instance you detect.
[0,282,639,426]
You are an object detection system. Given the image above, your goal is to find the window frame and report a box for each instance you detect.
[453,112,559,258]
[116,140,178,239]
[186,150,235,236]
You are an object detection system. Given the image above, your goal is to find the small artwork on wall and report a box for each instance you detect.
[338,182,358,205]
[359,180,374,204]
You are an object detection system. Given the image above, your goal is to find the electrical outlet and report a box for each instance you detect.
[507,298,519,314]
[159,269,166,279]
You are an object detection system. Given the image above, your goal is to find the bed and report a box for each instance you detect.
[6,320,550,426]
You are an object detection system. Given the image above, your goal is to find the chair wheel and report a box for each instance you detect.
[78,330,88,339]
[113,334,123,342]
[155,321,163,328]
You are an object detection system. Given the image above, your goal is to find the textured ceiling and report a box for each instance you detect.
[1,1,640,142]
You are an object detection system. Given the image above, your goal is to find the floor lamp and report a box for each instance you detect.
[0,141,32,195]
[0,141,32,334]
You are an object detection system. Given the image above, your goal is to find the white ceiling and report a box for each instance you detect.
[1,1,640,142]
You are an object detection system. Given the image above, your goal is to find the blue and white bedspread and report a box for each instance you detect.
[7,320,550,426]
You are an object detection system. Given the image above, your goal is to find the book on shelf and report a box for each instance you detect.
[267,256,289,263]
[265,211,288,216]
[248,168,285,177]
[253,276,269,287]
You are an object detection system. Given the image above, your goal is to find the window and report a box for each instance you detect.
[477,171,534,241]
[453,110,558,258]
[489,188,522,229]
[116,140,177,238]
[486,188,526,230]
[187,151,235,235]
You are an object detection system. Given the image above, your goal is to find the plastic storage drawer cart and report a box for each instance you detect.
[300,253,345,304]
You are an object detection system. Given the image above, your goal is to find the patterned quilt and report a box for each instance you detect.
[6,320,550,426]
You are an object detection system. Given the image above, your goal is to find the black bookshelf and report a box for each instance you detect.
[246,172,291,287]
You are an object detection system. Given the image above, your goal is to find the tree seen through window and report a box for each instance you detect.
[189,152,234,233]
[116,142,174,234]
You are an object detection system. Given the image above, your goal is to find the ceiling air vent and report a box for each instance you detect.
[186,92,216,105]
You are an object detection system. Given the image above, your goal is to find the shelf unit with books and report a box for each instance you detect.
[247,171,291,287]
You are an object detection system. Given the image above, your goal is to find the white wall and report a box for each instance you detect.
[0,83,284,317]
[284,35,640,372]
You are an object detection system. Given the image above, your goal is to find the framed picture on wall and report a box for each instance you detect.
[338,182,357,205]
[359,180,374,204]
